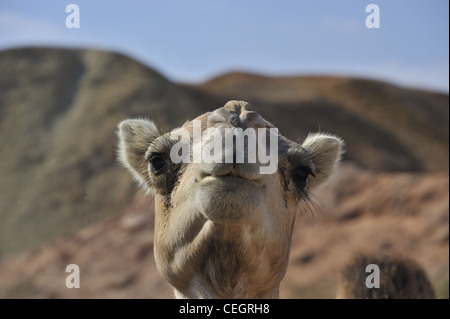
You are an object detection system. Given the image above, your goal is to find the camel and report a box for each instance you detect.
[337,252,436,299]
[117,100,344,298]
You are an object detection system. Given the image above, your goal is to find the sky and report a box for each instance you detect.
[0,0,448,93]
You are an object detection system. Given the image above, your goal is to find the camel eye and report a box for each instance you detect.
[148,154,167,173]
[292,166,314,188]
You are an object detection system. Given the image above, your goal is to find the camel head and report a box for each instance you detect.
[117,100,344,298]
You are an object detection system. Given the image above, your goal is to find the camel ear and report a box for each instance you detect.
[301,132,344,191]
[117,119,160,189]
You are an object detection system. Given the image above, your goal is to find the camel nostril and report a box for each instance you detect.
[230,115,239,127]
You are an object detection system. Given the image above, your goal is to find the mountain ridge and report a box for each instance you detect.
[0,47,448,257]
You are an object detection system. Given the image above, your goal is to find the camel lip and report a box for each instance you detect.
[199,173,266,188]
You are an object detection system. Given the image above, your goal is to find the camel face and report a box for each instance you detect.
[174,101,285,225]
[117,101,344,298]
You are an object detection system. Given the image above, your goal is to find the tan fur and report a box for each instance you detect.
[301,132,344,191]
[117,100,344,298]
[117,119,160,192]
[337,252,436,299]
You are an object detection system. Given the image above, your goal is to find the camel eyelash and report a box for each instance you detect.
[145,135,173,161]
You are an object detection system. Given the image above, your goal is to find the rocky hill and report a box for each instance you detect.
[0,47,448,298]
[0,48,211,256]
[188,72,449,172]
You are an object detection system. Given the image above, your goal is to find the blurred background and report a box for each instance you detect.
[0,0,448,298]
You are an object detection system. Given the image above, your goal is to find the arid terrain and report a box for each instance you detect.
[0,48,448,298]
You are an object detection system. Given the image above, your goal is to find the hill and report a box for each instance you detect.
[187,72,449,172]
[0,48,211,256]
[0,48,448,296]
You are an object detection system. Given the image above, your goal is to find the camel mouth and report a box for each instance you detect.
[197,172,265,188]
[194,171,266,224]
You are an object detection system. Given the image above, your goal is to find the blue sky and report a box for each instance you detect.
[0,0,448,92]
